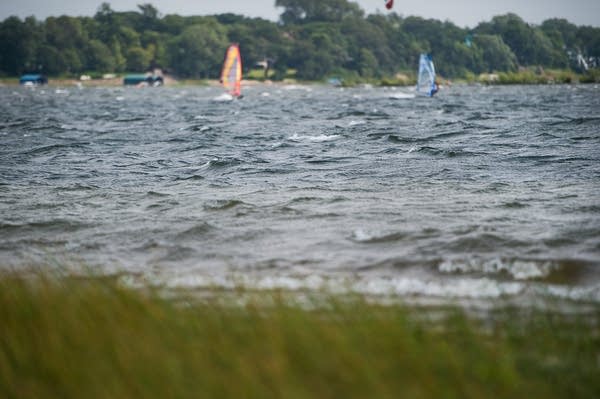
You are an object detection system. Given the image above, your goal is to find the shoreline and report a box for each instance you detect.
[0,76,306,88]
[1,70,599,88]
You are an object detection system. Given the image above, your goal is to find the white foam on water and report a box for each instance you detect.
[351,229,375,242]
[213,93,234,102]
[289,133,341,142]
[348,120,366,127]
[199,159,217,169]
[352,276,523,299]
[282,85,313,92]
[542,284,600,303]
[120,264,600,305]
[438,258,558,280]
[154,272,525,301]
[389,92,415,99]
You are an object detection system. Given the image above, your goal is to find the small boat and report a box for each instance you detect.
[220,44,242,98]
[19,74,47,86]
[123,73,163,87]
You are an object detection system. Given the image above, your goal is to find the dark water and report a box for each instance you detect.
[1,83,599,305]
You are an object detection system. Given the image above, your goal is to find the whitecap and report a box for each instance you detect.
[213,93,234,102]
[289,133,340,142]
[389,92,415,99]
[351,229,376,242]
[544,284,600,303]
[352,277,523,299]
[156,272,524,300]
[348,120,366,127]
[438,258,558,280]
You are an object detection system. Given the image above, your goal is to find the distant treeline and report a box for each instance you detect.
[0,0,599,80]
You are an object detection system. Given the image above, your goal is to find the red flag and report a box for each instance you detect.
[385,0,394,10]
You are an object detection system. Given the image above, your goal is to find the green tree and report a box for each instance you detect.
[94,2,118,43]
[141,30,168,68]
[137,3,162,32]
[357,48,378,77]
[111,39,127,72]
[473,34,517,72]
[0,16,41,75]
[475,14,561,67]
[577,26,600,58]
[541,19,578,50]
[341,17,392,75]
[167,21,228,78]
[62,48,83,73]
[276,0,363,24]
[86,39,115,72]
[286,23,348,80]
[37,45,66,75]
[126,47,152,71]
[41,16,88,75]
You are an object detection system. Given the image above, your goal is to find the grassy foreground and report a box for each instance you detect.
[0,274,599,399]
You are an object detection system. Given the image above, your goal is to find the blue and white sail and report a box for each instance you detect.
[416,54,437,97]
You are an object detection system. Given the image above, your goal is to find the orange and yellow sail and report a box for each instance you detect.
[220,44,242,97]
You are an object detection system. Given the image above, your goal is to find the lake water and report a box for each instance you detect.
[1,83,599,306]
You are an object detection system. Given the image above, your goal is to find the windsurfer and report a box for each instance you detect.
[431,81,439,96]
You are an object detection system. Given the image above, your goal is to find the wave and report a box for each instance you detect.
[287,196,320,204]
[442,233,528,253]
[500,201,530,209]
[438,258,558,280]
[189,125,212,132]
[155,273,524,300]
[547,116,600,126]
[386,135,417,144]
[175,222,216,239]
[174,174,205,181]
[212,93,234,102]
[416,146,482,158]
[20,142,89,156]
[0,220,91,235]
[200,158,243,169]
[203,199,246,211]
[348,120,367,127]
[289,133,341,142]
[351,229,407,244]
[141,270,600,304]
[388,92,415,100]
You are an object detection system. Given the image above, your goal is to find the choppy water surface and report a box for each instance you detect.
[1,83,599,306]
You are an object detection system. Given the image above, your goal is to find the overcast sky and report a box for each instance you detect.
[1,0,598,28]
